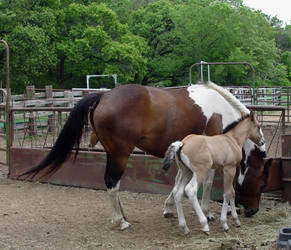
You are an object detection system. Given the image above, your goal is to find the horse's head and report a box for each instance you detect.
[247,111,265,147]
[235,141,268,217]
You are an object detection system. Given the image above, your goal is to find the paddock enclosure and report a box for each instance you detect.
[0,49,291,248]
[0,84,291,202]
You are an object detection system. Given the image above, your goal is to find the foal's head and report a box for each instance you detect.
[246,111,265,147]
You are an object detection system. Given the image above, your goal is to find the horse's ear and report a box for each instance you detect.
[250,111,254,121]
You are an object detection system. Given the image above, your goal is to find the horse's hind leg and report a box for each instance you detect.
[185,171,209,234]
[172,167,191,234]
[201,169,215,221]
[105,152,132,230]
[163,169,182,218]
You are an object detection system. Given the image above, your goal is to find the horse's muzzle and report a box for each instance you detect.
[244,207,259,217]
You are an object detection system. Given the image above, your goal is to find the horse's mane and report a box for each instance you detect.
[202,81,250,115]
[223,114,250,134]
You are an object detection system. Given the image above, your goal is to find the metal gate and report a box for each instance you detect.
[0,40,10,167]
[0,88,7,165]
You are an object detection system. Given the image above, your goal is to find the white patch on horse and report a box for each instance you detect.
[238,167,249,186]
[238,140,255,186]
[187,83,243,129]
[243,140,255,166]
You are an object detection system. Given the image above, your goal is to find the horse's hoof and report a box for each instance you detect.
[203,231,210,236]
[163,212,175,218]
[235,219,241,227]
[120,221,131,230]
[184,227,190,235]
[202,223,210,233]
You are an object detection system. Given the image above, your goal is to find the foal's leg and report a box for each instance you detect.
[105,153,132,230]
[172,167,191,234]
[221,166,240,231]
[163,168,182,218]
[201,169,215,221]
[185,172,209,234]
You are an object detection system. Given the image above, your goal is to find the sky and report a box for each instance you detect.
[243,0,291,25]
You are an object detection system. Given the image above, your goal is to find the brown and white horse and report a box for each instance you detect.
[20,82,267,230]
[163,111,264,234]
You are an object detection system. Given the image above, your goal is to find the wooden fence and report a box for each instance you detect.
[1,85,291,138]
[0,85,107,137]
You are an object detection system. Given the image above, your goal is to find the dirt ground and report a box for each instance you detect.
[0,125,291,249]
[0,166,290,250]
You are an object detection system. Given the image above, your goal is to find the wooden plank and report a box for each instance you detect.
[8,147,224,199]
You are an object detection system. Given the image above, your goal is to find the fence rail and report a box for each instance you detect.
[1,84,291,144]
[226,86,291,124]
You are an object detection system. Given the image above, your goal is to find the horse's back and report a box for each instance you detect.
[92,84,207,157]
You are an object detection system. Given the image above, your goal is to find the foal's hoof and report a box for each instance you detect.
[120,221,131,230]
[235,219,241,227]
[184,227,190,235]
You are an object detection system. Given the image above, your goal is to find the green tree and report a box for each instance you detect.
[1,2,58,92]
[56,3,147,88]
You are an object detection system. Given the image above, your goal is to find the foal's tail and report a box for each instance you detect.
[162,141,184,171]
[19,92,105,180]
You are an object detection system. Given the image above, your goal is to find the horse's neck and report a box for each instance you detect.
[227,120,250,148]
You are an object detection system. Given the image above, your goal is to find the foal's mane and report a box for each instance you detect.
[223,114,250,134]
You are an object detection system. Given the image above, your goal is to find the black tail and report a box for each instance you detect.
[20,92,105,180]
[162,141,183,171]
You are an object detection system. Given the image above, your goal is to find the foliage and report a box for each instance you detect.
[0,0,290,92]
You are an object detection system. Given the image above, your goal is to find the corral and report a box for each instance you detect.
[1,84,291,249]
[0,54,291,248]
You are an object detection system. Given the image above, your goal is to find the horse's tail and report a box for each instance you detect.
[19,92,105,180]
[162,141,184,171]
[206,81,249,115]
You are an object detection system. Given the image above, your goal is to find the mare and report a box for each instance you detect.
[162,111,265,234]
[20,82,268,230]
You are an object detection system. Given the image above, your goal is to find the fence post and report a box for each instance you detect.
[26,85,35,99]
[64,90,73,108]
[28,112,37,136]
[45,85,53,98]
[45,85,56,133]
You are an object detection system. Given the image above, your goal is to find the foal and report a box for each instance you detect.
[162,111,265,234]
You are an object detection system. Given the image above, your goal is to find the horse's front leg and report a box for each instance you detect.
[163,169,182,218]
[201,169,215,221]
[221,166,239,231]
[229,187,241,227]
